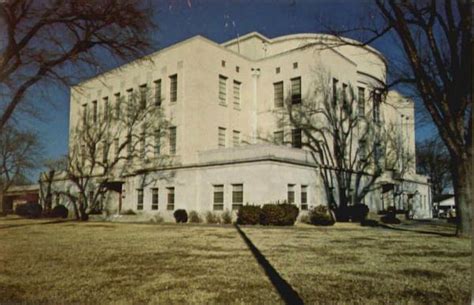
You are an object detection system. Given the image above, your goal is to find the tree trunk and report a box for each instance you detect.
[452,155,472,237]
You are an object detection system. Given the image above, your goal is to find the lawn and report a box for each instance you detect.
[0,217,470,305]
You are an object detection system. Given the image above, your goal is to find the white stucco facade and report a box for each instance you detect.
[47,32,432,220]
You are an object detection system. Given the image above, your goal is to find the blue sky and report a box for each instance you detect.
[29,0,434,175]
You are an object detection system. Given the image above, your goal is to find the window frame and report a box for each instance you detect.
[291,77,301,105]
[232,184,244,210]
[213,184,224,211]
[273,81,284,108]
[169,74,178,102]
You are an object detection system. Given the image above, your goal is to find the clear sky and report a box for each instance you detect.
[28,0,434,177]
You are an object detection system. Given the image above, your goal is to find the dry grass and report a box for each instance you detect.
[241,222,471,305]
[0,217,470,305]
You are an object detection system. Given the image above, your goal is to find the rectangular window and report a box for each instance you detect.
[288,184,295,204]
[82,104,87,125]
[126,89,133,116]
[358,87,365,117]
[92,100,98,123]
[233,80,241,106]
[169,74,178,102]
[169,126,177,155]
[103,97,109,121]
[276,67,281,74]
[218,127,226,148]
[332,78,338,104]
[221,60,226,67]
[301,185,308,210]
[233,130,240,147]
[114,138,119,157]
[342,83,348,103]
[235,66,240,73]
[359,140,367,160]
[292,129,302,148]
[154,80,162,106]
[293,62,298,69]
[154,129,161,156]
[102,141,108,163]
[219,75,227,103]
[232,184,243,210]
[291,77,301,104]
[139,84,147,109]
[213,185,224,211]
[114,93,121,119]
[374,142,382,167]
[274,130,284,145]
[127,134,132,159]
[373,91,381,123]
[152,188,159,210]
[274,81,284,108]
[140,129,146,158]
[167,187,175,210]
[137,189,144,210]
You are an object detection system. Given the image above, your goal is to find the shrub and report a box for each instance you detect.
[188,211,202,223]
[237,205,261,225]
[221,210,232,224]
[51,205,68,218]
[260,203,299,226]
[309,205,335,226]
[205,212,220,224]
[15,203,42,218]
[299,213,311,224]
[120,209,136,215]
[173,209,188,223]
[335,204,370,222]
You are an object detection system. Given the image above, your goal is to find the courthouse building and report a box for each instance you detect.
[46,32,432,220]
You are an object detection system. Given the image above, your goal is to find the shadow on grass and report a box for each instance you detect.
[0,219,72,230]
[378,223,456,237]
[235,224,304,305]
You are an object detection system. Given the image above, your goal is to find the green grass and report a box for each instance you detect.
[0,217,470,305]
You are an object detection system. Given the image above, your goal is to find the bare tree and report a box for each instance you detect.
[280,70,413,217]
[0,0,156,131]
[319,1,471,235]
[0,125,42,210]
[416,136,452,199]
[52,88,170,220]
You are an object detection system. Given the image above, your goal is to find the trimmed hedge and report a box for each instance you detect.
[237,205,261,225]
[51,205,68,218]
[173,209,188,223]
[15,203,42,218]
[309,205,335,226]
[260,203,299,226]
[188,211,202,223]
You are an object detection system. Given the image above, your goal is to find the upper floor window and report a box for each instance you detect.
[154,129,161,156]
[293,62,298,69]
[139,84,147,109]
[213,184,224,211]
[114,138,119,157]
[233,80,241,106]
[291,128,302,148]
[169,126,177,155]
[358,140,367,161]
[218,127,226,148]
[102,140,108,163]
[137,189,144,210]
[82,103,87,125]
[154,79,162,106]
[235,66,240,73]
[103,97,109,121]
[233,130,240,147]
[274,81,284,108]
[126,89,133,115]
[114,93,121,119]
[92,100,98,123]
[221,60,226,67]
[332,78,338,104]
[287,184,295,204]
[358,87,365,117]
[219,75,227,104]
[276,67,281,74]
[169,74,178,102]
[291,77,301,104]
[140,128,146,159]
[342,83,348,103]
[373,91,381,123]
[232,184,243,210]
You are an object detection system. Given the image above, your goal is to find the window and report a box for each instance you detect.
[219,75,227,103]
[291,77,301,104]
[288,184,295,204]
[114,138,119,157]
[276,67,280,74]
[235,66,240,73]
[140,129,146,158]
[332,78,338,104]
[218,127,226,148]
[358,87,365,117]
[169,74,178,102]
[103,97,109,121]
[114,93,121,119]
[137,189,144,210]
[127,134,132,159]
[301,185,308,210]
[232,184,243,210]
[373,91,381,123]
[154,129,161,156]
[92,100,98,123]
[102,141,108,163]
[233,80,241,106]
[221,60,226,67]
[274,131,284,145]
[139,84,147,109]
[359,140,367,160]
[126,89,133,116]
[169,126,177,155]
[152,188,159,210]
[213,185,224,210]
[82,104,87,125]
[374,142,382,168]
[291,129,302,148]
[154,80,162,106]
[167,187,175,210]
[274,81,284,108]
[293,62,298,69]
[89,190,94,206]
[342,83,348,103]
[233,130,240,147]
